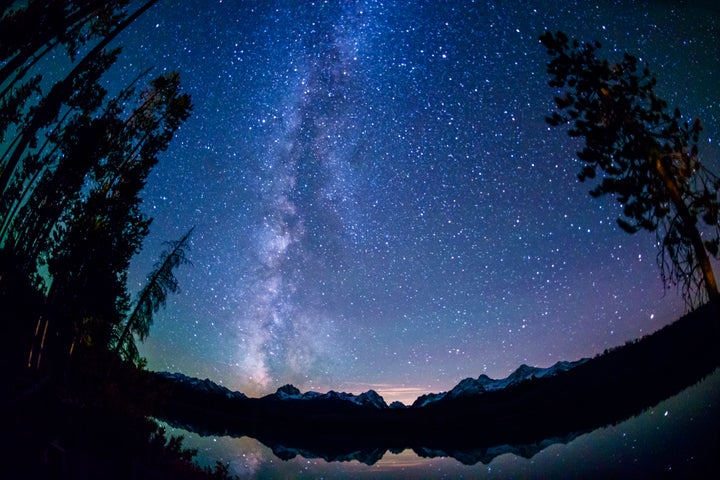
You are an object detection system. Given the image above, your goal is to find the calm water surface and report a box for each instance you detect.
[161,368,720,478]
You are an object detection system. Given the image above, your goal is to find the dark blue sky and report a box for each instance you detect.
[110,0,719,404]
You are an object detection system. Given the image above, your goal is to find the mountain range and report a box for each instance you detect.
[147,301,719,466]
[412,359,588,407]
[156,357,589,411]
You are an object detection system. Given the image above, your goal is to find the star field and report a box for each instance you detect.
[112,0,719,404]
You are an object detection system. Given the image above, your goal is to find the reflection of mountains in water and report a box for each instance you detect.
[161,411,585,466]
[152,301,720,466]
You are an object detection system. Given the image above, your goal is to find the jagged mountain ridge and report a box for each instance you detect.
[265,384,390,409]
[156,371,248,400]
[412,358,589,407]
[157,358,588,410]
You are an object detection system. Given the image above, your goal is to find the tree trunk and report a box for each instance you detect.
[654,154,720,304]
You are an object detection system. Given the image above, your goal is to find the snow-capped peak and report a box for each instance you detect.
[447,376,487,399]
[356,390,388,409]
[156,371,246,400]
[267,386,388,408]
[412,358,588,407]
[274,384,302,399]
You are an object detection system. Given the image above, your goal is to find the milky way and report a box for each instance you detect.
[112,1,720,403]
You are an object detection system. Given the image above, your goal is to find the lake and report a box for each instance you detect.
[160,368,720,478]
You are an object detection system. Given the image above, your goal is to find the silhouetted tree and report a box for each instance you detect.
[0,1,125,141]
[0,1,131,85]
[0,5,208,476]
[27,72,192,372]
[2,47,124,263]
[540,31,720,307]
[0,1,158,192]
[0,1,193,374]
[113,228,193,366]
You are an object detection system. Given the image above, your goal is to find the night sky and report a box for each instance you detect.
[109,0,719,404]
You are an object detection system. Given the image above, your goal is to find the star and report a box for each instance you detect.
[112,0,720,404]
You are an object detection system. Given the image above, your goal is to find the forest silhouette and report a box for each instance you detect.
[0,2,226,478]
[0,2,718,478]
